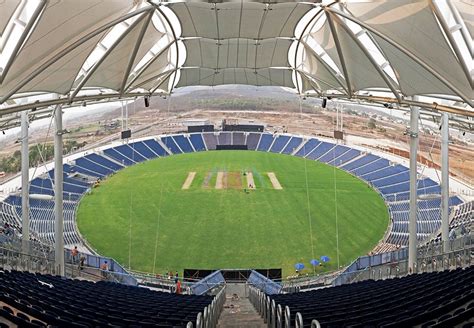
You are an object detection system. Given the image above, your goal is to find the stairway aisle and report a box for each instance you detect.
[217,283,266,328]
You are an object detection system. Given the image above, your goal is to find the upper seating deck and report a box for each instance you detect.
[0,132,463,248]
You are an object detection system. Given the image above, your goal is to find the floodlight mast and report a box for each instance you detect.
[54,104,64,276]
[440,113,449,251]
[21,111,30,252]
[408,97,420,273]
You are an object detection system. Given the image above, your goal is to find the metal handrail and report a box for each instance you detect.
[295,312,303,328]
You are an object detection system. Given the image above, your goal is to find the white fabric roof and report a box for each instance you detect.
[0,0,471,118]
[453,0,473,38]
[176,67,294,88]
[0,0,19,35]
[168,2,312,40]
[345,0,472,98]
[182,37,293,69]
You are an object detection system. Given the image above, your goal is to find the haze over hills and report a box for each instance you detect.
[1,85,471,148]
[146,85,316,113]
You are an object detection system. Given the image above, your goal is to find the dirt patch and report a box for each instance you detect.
[227,172,242,190]
[216,171,225,189]
[182,172,196,189]
[267,172,282,190]
[202,171,213,188]
[246,172,256,190]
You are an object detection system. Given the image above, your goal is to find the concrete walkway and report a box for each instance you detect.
[217,284,266,328]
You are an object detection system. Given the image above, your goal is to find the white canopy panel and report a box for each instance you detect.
[0,0,20,34]
[309,17,343,74]
[137,69,174,92]
[0,0,136,97]
[182,37,292,69]
[331,13,394,93]
[453,0,473,38]
[301,43,346,92]
[344,0,472,98]
[84,13,151,91]
[0,0,471,118]
[129,47,172,91]
[168,1,312,40]
[372,33,456,97]
[18,33,106,95]
[176,67,294,88]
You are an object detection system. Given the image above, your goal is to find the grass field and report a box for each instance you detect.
[77,150,389,277]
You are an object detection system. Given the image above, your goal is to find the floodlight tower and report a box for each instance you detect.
[408,98,420,272]
[20,110,30,252]
[440,113,449,251]
[54,104,64,276]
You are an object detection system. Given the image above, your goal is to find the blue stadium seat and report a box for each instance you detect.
[69,164,105,178]
[307,142,335,160]
[269,135,291,153]
[129,141,159,159]
[115,144,147,162]
[341,154,379,172]
[85,153,123,171]
[143,139,168,157]
[75,158,114,176]
[327,148,361,166]
[352,158,390,177]
[257,134,275,152]
[363,165,408,181]
[189,134,206,151]
[372,171,410,188]
[172,135,194,153]
[281,137,303,155]
[294,139,320,157]
[103,148,135,166]
[162,136,183,154]
[318,145,350,163]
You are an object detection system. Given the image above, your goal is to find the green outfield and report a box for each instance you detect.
[76,150,389,277]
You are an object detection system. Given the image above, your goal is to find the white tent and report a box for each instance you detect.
[0,0,471,122]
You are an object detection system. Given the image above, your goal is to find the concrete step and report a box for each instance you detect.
[217,284,266,328]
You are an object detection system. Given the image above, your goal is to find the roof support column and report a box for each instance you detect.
[441,112,450,252]
[408,98,419,273]
[54,104,64,276]
[446,1,472,51]
[20,111,30,252]
[326,11,352,98]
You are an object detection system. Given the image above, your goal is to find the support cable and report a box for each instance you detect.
[152,187,164,274]
[300,96,316,262]
[128,191,133,270]
[333,104,341,269]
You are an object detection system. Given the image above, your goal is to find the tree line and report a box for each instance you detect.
[0,140,86,174]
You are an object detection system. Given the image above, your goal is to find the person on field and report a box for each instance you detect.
[175,271,179,284]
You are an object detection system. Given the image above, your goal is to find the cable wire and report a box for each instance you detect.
[300,96,315,262]
[152,187,164,274]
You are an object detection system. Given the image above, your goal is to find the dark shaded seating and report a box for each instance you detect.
[0,269,213,327]
[269,266,473,328]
